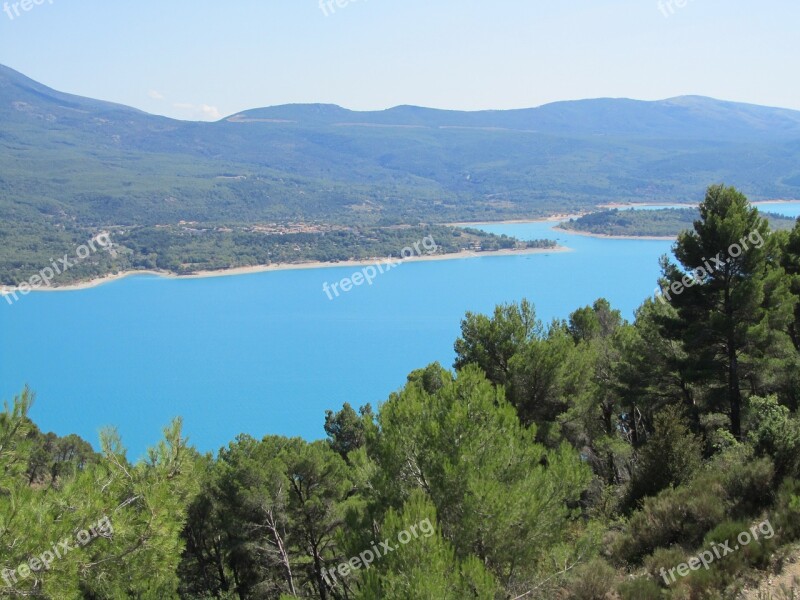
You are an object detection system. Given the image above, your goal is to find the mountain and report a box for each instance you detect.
[235,95,800,141]
[4,64,800,221]
[1,64,800,282]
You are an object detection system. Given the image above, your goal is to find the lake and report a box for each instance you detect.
[2,203,798,456]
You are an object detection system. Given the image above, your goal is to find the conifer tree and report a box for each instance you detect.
[660,185,794,438]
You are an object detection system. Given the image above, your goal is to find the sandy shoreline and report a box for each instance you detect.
[5,200,796,295]
[448,213,586,226]
[598,202,696,209]
[753,199,800,204]
[1,246,571,295]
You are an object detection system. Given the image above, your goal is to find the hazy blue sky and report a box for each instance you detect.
[0,0,797,120]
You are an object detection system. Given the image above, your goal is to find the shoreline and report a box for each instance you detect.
[599,200,799,209]
[448,212,586,226]
[450,199,800,227]
[556,228,675,241]
[598,202,696,209]
[4,199,796,295]
[752,199,800,205]
[2,246,571,295]
[565,199,799,239]
[448,212,676,239]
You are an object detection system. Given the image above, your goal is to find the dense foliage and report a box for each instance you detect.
[0,390,198,598]
[3,186,800,598]
[0,223,551,287]
[560,207,797,237]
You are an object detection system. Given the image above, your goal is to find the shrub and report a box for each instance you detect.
[614,479,726,563]
[653,517,775,600]
[613,442,779,566]
[772,477,800,543]
[673,568,728,600]
[702,520,775,578]
[627,405,703,507]
[617,578,663,600]
[559,558,618,600]
[745,395,800,481]
[644,546,688,584]
[722,454,775,518]
[701,413,736,456]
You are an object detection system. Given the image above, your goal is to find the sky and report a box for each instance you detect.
[0,0,797,121]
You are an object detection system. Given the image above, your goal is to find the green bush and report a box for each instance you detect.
[644,546,688,584]
[722,455,775,518]
[674,568,728,600]
[614,479,726,563]
[702,520,775,579]
[646,550,729,598]
[617,578,663,600]
[772,477,800,542]
[614,442,781,566]
[627,406,703,506]
[745,395,800,481]
[700,413,736,456]
[559,558,618,600]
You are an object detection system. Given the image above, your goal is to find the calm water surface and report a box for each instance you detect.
[2,203,798,455]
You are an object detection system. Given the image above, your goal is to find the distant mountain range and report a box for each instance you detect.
[2,63,800,282]
[4,63,800,224]
[235,96,800,141]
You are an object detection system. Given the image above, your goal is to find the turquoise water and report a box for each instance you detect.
[2,203,798,456]
[758,202,800,218]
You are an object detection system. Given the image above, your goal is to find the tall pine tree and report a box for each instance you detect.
[660,185,794,438]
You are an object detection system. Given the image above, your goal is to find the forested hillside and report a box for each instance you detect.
[0,224,545,288]
[3,63,800,284]
[3,186,800,598]
[560,207,798,237]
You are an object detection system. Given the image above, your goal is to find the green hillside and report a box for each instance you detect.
[3,64,800,284]
[560,208,799,237]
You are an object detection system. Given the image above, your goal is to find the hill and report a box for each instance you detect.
[560,208,799,237]
[2,64,800,283]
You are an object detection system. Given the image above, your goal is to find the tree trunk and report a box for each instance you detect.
[729,345,742,439]
[725,283,742,439]
[312,541,328,600]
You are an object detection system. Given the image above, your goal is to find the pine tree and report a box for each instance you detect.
[354,491,498,600]
[660,185,795,438]
[0,389,198,599]
[368,365,591,588]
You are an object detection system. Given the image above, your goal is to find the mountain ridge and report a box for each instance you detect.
[5,64,800,140]
[2,63,800,283]
[231,95,800,140]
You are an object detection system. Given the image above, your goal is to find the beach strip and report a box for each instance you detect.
[1,245,571,294]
